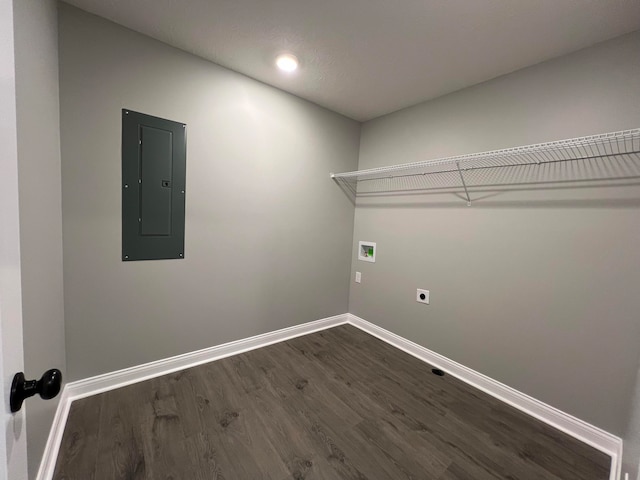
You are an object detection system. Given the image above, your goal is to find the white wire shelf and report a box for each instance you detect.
[330,128,640,204]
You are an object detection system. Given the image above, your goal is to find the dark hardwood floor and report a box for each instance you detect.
[53,325,611,479]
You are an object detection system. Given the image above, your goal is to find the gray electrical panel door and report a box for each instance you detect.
[122,109,186,261]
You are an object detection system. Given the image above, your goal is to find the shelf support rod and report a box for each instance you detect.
[456,161,471,206]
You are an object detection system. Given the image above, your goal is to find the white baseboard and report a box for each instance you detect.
[36,313,349,480]
[346,314,622,480]
[36,387,72,480]
[37,312,622,480]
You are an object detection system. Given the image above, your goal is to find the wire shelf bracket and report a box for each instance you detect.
[455,161,471,206]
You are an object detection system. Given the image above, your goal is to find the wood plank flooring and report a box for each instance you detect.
[53,325,611,479]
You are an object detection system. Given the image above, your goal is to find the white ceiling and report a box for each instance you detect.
[62,0,640,122]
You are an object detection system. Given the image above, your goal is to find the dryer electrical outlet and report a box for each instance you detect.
[417,289,430,304]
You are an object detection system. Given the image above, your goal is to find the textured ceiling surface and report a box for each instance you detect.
[62,0,640,121]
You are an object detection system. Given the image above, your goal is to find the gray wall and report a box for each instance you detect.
[624,364,640,480]
[14,0,66,478]
[350,30,640,436]
[59,5,359,381]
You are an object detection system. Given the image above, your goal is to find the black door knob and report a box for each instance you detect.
[10,369,62,413]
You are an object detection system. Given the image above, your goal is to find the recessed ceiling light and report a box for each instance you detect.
[276,53,299,73]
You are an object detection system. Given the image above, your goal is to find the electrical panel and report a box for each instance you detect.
[122,109,186,261]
